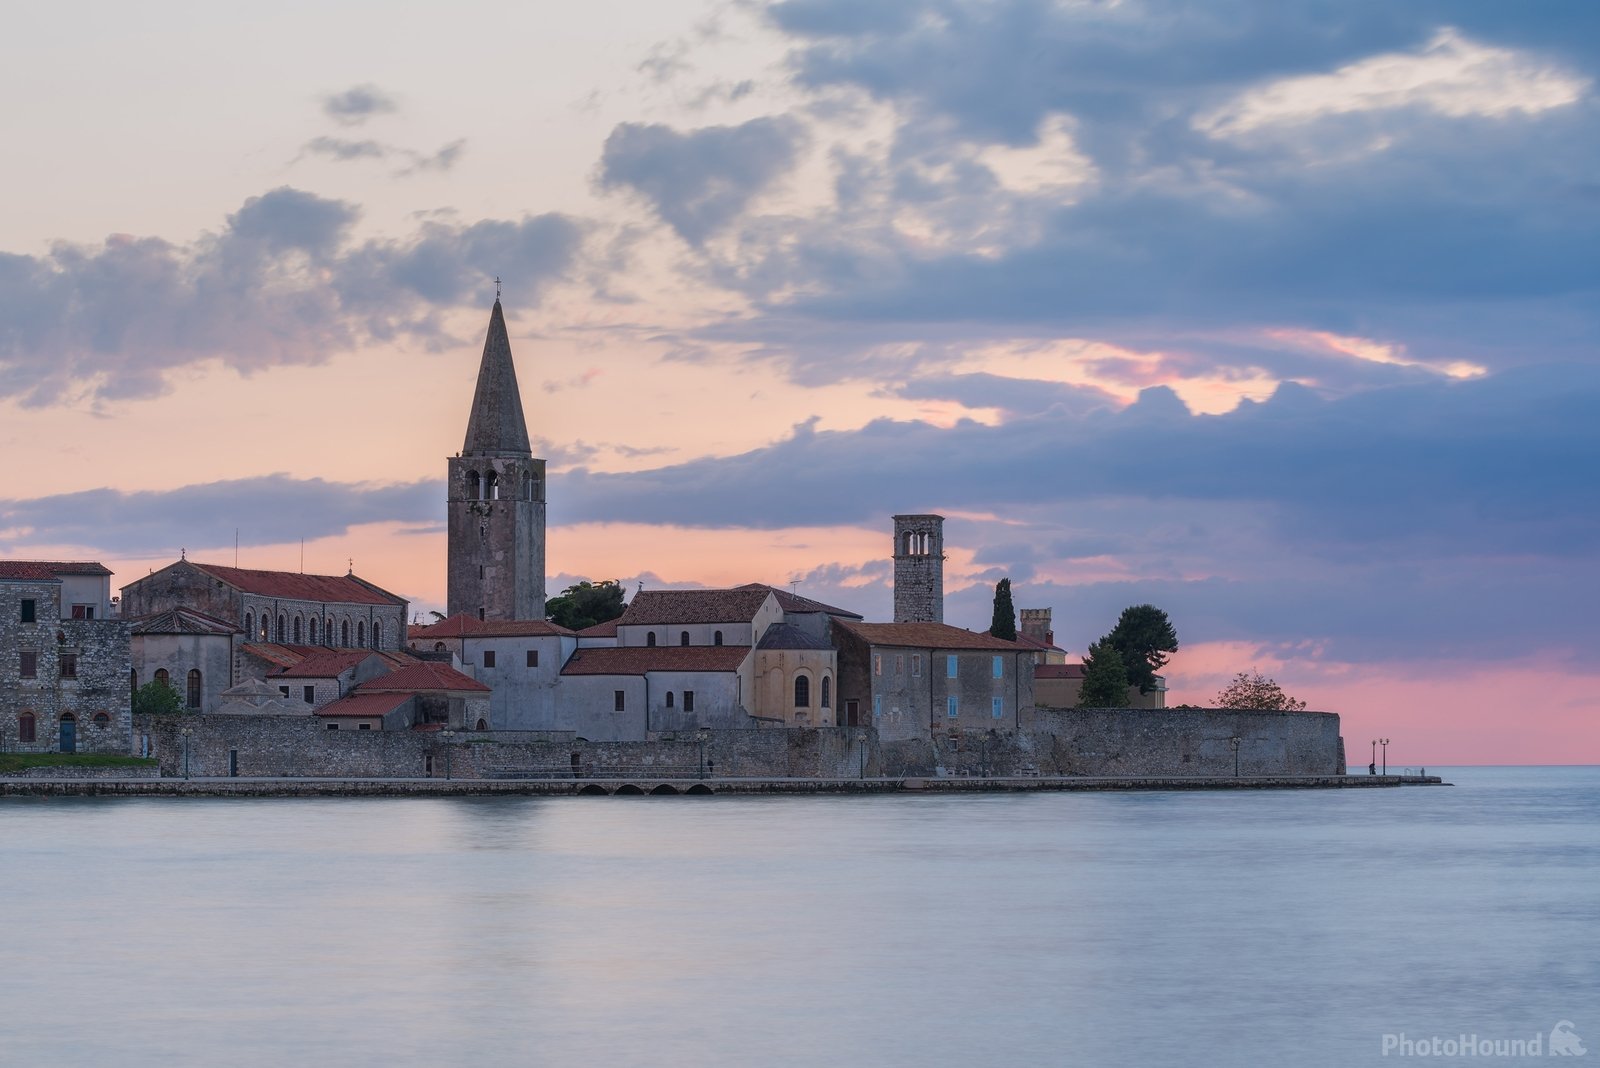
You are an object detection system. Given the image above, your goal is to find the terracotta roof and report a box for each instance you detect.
[0,560,111,580]
[756,623,833,651]
[353,661,490,693]
[271,651,384,679]
[734,583,863,620]
[189,562,404,606]
[835,620,1030,652]
[241,643,411,670]
[1035,663,1086,679]
[129,607,238,636]
[315,692,412,718]
[1009,631,1064,652]
[408,612,572,639]
[578,618,619,637]
[560,645,750,677]
[618,587,774,626]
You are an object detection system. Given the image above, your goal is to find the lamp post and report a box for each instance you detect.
[1370,739,1377,775]
[698,726,711,780]
[1229,735,1241,778]
[857,730,868,779]
[1380,738,1390,776]
[180,725,193,779]
[442,728,456,780]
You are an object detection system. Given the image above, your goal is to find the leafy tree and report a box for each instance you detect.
[1215,670,1307,711]
[132,680,184,716]
[1106,604,1179,695]
[989,578,1017,641]
[1078,640,1128,707]
[545,579,627,631]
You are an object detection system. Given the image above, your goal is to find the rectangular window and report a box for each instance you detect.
[358,723,372,730]
[614,690,626,712]
[279,686,290,698]
[20,599,35,623]
[326,723,339,730]
[303,685,315,704]
[992,655,1004,679]
[71,604,95,620]
[992,697,1004,720]
[895,654,904,675]
[58,653,77,679]
[946,655,958,678]
[526,649,539,668]
[683,691,695,713]
[482,650,497,668]
[947,695,959,719]
[911,654,921,677]
[19,651,36,679]
[872,695,882,720]
[873,654,882,676]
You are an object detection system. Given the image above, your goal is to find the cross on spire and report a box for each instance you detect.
[494,276,502,300]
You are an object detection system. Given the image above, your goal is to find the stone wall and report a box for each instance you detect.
[1,579,132,755]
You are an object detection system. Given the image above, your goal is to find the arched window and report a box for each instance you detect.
[326,618,335,646]
[434,642,446,653]
[680,631,690,647]
[18,711,35,743]
[293,616,302,643]
[646,632,656,647]
[93,712,110,728]
[372,622,382,649]
[665,691,674,708]
[130,669,138,696]
[903,531,915,556]
[486,471,499,500]
[476,718,488,731]
[821,676,831,708]
[713,631,723,646]
[467,469,481,499]
[522,474,533,499]
[341,620,350,646]
[244,612,253,640]
[260,615,269,641]
[276,615,286,642]
[187,669,202,709]
[154,668,170,688]
[356,622,366,648]
[309,618,318,644]
[794,676,810,708]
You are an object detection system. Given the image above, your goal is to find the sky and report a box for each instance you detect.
[3,0,1597,764]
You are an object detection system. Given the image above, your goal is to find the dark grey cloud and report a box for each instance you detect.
[885,373,1119,417]
[0,476,442,558]
[0,187,585,405]
[322,84,399,125]
[301,137,466,177]
[599,117,806,243]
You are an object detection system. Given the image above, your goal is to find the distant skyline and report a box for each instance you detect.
[3,1,1597,764]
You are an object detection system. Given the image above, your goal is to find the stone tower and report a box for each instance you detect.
[1019,608,1053,646]
[892,514,944,624]
[447,299,547,621]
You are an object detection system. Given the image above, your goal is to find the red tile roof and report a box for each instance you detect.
[1035,663,1086,679]
[835,620,1030,652]
[315,692,412,718]
[0,560,111,580]
[618,587,774,626]
[353,661,490,693]
[560,645,751,676]
[271,651,385,679]
[129,607,238,636]
[1009,631,1065,652]
[241,643,411,671]
[578,618,619,637]
[189,562,404,605]
[408,612,573,639]
[734,583,863,620]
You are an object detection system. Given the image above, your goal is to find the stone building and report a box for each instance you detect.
[0,561,132,754]
[406,613,578,730]
[893,514,945,623]
[447,299,547,622]
[128,607,237,712]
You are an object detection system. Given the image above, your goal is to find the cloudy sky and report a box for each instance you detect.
[4,0,1596,763]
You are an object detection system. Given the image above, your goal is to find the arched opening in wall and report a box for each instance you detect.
[903,531,916,556]
[276,615,286,643]
[357,622,366,648]
[615,784,645,795]
[130,669,138,696]
[523,474,533,499]
[665,692,674,708]
[309,618,318,644]
[821,676,831,708]
[293,617,302,643]
[260,616,270,641]
[244,612,253,640]
[646,632,657,647]
[680,631,690,646]
[467,470,481,499]
[187,669,202,709]
[578,784,609,796]
[372,622,382,649]
[475,718,488,731]
[154,668,170,689]
[18,712,35,744]
[434,642,446,652]
[713,631,723,646]
[486,471,500,500]
[686,783,714,795]
[326,618,334,647]
[650,784,679,795]
[341,620,350,646]
[794,675,810,708]
[93,712,110,729]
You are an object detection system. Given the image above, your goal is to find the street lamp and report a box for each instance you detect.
[1379,738,1390,776]
[698,726,711,780]
[1370,739,1377,775]
[1229,735,1241,778]
[857,730,868,779]
[442,728,456,780]
[180,725,193,779]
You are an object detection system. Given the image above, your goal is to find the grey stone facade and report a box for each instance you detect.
[1,568,132,755]
[892,514,945,623]
[447,300,547,621]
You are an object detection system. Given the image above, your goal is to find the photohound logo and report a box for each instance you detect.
[1380,1020,1586,1057]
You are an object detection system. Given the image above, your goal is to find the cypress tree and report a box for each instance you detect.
[989,578,1017,641]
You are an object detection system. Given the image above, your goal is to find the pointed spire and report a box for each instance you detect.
[462,299,532,456]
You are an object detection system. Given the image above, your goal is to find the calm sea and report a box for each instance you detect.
[2,767,1596,1067]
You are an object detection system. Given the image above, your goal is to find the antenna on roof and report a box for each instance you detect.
[300,539,305,574]
[235,529,239,569]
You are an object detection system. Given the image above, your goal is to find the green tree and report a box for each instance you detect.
[1215,670,1308,711]
[1078,640,1128,707]
[545,579,627,631]
[132,679,184,716]
[1106,604,1179,695]
[989,578,1017,641]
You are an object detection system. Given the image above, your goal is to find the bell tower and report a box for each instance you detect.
[892,514,944,623]
[447,299,547,621]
